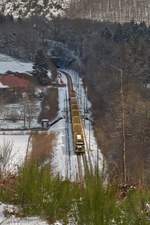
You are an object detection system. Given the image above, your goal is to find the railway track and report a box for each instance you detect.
[65,79,73,180]
[65,105,71,179]
[81,120,93,175]
[61,70,94,182]
[77,155,84,183]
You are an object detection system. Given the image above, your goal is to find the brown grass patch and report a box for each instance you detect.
[39,87,58,122]
[29,132,56,165]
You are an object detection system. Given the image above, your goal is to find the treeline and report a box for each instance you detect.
[0,15,150,185]
[67,0,150,25]
[1,0,150,25]
[0,14,14,23]
[0,15,50,60]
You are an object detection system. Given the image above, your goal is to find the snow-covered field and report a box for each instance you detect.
[0,54,33,74]
[0,54,38,174]
[0,101,41,130]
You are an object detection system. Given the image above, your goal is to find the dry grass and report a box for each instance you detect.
[39,87,58,122]
[29,132,56,165]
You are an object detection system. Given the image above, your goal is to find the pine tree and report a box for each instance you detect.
[0,14,5,23]
[33,49,49,85]
[113,24,123,43]
[101,27,112,40]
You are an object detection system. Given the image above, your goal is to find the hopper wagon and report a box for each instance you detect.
[72,123,82,133]
[71,103,78,111]
[72,116,80,124]
[72,110,80,117]
[69,87,85,154]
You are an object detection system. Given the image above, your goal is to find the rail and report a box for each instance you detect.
[61,70,93,181]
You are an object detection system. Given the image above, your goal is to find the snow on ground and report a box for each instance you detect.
[50,88,68,179]
[0,101,41,130]
[0,53,53,78]
[0,135,30,173]
[0,53,38,174]
[0,54,33,74]
[50,69,104,181]
[0,82,9,88]
[60,69,104,174]
[48,70,52,78]
[0,203,64,225]
[50,75,79,181]
[0,203,49,225]
[84,119,104,172]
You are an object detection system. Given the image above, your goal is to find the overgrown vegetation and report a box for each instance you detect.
[0,163,150,224]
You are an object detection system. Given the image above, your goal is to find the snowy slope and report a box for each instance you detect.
[0,0,70,19]
[0,0,150,24]
[0,54,33,74]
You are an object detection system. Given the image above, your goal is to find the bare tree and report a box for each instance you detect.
[22,95,37,129]
[0,141,13,177]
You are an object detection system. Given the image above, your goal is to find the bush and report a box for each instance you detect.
[0,164,150,224]
[15,163,75,223]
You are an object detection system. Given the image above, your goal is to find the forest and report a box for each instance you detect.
[67,0,150,25]
[0,15,150,185]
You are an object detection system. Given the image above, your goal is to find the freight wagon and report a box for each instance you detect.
[69,90,85,154]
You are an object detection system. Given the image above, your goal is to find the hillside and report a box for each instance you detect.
[67,0,150,25]
[0,1,150,225]
[1,0,150,25]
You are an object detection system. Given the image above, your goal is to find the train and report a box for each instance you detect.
[69,90,85,154]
